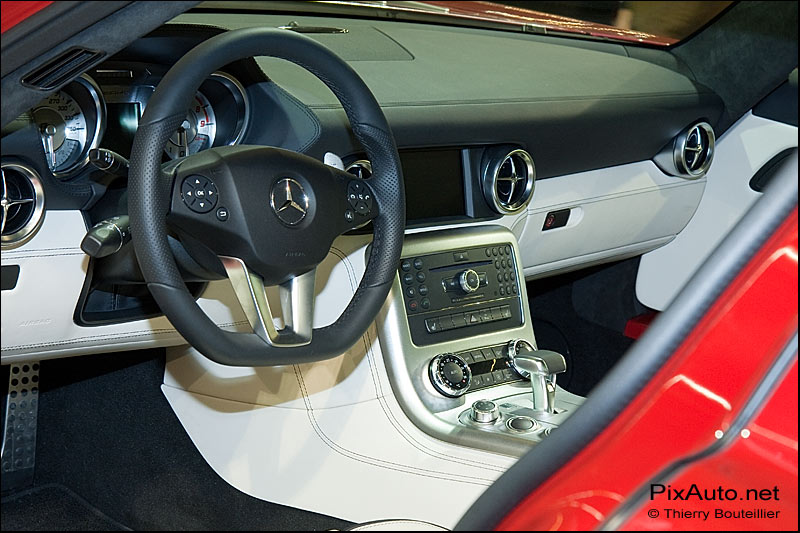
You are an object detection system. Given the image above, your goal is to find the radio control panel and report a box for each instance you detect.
[398,243,523,346]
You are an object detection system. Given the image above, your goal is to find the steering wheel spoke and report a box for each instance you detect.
[221,256,315,347]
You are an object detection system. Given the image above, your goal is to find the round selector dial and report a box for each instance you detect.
[470,400,500,424]
[429,353,472,397]
[458,269,481,294]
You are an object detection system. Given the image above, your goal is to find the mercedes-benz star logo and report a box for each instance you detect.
[270,178,309,226]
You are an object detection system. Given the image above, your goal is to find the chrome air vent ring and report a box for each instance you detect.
[655,121,715,179]
[677,122,715,178]
[482,148,535,214]
[1,162,46,249]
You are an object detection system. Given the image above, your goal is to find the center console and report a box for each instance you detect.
[377,225,584,456]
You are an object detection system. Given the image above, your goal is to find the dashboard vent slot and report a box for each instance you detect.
[345,159,373,180]
[21,47,105,91]
[481,148,536,215]
[1,163,46,249]
[654,121,715,179]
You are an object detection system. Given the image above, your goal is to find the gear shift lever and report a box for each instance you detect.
[510,345,566,415]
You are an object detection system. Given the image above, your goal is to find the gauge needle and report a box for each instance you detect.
[178,119,191,157]
[40,124,57,168]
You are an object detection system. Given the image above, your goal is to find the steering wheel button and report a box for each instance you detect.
[344,209,355,223]
[216,207,229,221]
[355,201,370,215]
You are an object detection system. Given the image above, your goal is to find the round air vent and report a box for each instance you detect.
[1,162,46,249]
[345,159,372,180]
[481,148,536,214]
[655,121,715,179]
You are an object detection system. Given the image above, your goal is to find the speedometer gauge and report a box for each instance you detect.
[164,92,217,159]
[31,74,105,178]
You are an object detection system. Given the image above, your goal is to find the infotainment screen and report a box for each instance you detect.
[400,148,465,223]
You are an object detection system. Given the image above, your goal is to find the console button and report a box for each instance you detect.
[465,311,481,325]
[483,373,495,385]
[492,370,505,382]
[418,284,429,296]
[507,416,536,432]
[498,246,505,256]
[421,298,431,310]
[481,348,495,360]
[416,271,426,283]
[425,318,441,333]
[451,313,467,329]
[505,245,512,255]
[491,307,505,321]
[460,352,474,364]
[501,306,512,319]
[471,375,483,387]
[502,368,515,380]
[453,251,468,262]
[439,315,455,330]
[403,273,414,285]
[499,287,505,296]
[413,258,424,270]
[492,345,506,358]
[492,247,498,256]
[480,308,493,322]
[471,350,485,362]
[443,362,464,384]
[405,286,416,298]
[407,300,419,312]
[512,285,518,294]
[485,248,491,257]
[401,260,412,272]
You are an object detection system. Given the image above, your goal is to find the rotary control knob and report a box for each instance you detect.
[470,399,500,424]
[429,353,472,397]
[507,339,534,379]
[458,269,481,293]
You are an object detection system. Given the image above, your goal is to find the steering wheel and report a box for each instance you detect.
[128,28,405,366]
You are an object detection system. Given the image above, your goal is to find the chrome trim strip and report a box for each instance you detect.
[220,256,312,347]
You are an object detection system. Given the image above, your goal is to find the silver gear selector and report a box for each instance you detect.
[508,342,567,414]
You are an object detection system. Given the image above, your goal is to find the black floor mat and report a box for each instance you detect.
[5,349,353,531]
[527,261,639,397]
[1,484,128,531]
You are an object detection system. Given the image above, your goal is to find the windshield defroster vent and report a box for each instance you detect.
[654,121,715,179]
[21,47,105,91]
[1,162,46,249]
[481,148,536,214]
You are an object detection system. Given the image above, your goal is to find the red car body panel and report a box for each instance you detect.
[497,209,798,531]
[0,0,52,33]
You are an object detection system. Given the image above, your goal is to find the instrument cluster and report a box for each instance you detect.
[19,66,250,180]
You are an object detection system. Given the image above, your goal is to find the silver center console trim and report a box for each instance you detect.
[377,225,583,457]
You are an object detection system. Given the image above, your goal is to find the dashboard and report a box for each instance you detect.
[2,14,729,360]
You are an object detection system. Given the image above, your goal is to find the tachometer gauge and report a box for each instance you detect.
[164,92,217,159]
[31,74,105,178]
[164,72,249,160]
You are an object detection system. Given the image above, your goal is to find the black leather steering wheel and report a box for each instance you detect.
[128,28,405,366]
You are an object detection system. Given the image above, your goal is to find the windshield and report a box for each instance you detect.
[194,1,734,46]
